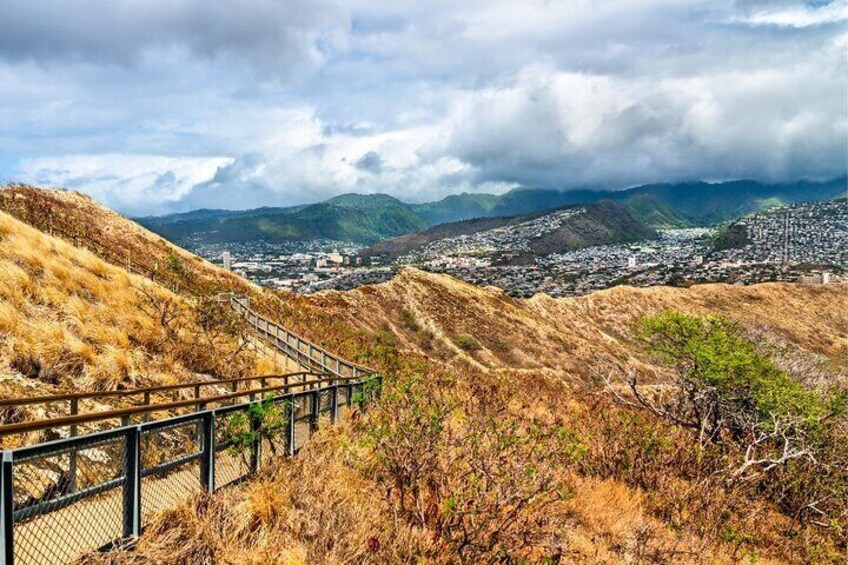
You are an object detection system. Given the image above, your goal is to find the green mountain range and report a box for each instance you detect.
[139,194,426,245]
[414,178,846,226]
[138,177,846,245]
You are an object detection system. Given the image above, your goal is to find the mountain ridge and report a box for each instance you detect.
[365,200,657,260]
[136,177,846,246]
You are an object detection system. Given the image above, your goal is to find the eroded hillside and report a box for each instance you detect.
[321,268,848,376]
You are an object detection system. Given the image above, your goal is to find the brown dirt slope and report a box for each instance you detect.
[321,267,848,375]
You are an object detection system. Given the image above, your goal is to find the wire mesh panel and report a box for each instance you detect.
[338,386,349,408]
[259,431,289,467]
[338,386,352,419]
[260,398,292,466]
[12,432,126,565]
[213,411,250,490]
[292,394,313,453]
[140,421,201,526]
[1,374,376,565]
[318,389,333,418]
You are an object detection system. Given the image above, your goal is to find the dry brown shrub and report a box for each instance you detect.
[80,426,433,565]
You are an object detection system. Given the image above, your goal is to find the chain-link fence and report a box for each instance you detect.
[0,379,376,565]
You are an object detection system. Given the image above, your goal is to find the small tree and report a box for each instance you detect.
[224,396,289,460]
[606,311,844,478]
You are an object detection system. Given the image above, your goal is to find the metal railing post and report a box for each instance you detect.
[249,410,261,475]
[123,426,142,538]
[200,413,215,494]
[142,391,151,423]
[68,398,78,494]
[331,385,339,423]
[1,451,14,565]
[310,390,319,434]
[286,398,296,457]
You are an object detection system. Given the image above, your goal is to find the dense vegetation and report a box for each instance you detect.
[613,312,847,532]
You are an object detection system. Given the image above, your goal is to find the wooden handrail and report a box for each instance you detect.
[0,375,363,436]
[0,372,317,407]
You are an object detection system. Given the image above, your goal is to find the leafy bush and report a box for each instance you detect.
[634,311,842,451]
[605,310,848,541]
[224,396,289,458]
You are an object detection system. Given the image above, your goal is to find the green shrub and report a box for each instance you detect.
[166,252,185,275]
[455,334,480,352]
[224,396,289,457]
[637,311,839,442]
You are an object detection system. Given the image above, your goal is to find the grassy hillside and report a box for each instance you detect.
[0,210,286,446]
[529,200,656,254]
[93,269,848,564]
[3,186,846,563]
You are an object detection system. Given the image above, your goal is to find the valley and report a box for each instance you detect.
[172,195,847,298]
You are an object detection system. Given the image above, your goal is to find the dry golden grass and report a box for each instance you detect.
[321,268,848,378]
[81,426,434,565]
[88,270,844,564]
[0,211,282,423]
[4,187,846,563]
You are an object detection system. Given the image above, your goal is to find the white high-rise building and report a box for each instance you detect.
[627,256,637,269]
[222,251,232,271]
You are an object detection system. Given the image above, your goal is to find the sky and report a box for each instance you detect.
[0,0,845,216]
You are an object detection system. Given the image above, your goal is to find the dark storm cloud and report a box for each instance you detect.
[0,0,344,71]
[355,151,382,174]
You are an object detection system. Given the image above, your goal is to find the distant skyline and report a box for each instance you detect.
[1,0,846,216]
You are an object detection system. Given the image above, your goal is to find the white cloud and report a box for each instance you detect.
[731,1,848,28]
[18,154,233,215]
[0,0,845,214]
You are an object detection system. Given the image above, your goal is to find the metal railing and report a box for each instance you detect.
[230,295,374,380]
[0,377,378,565]
[0,186,385,563]
[0,372,322,438]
